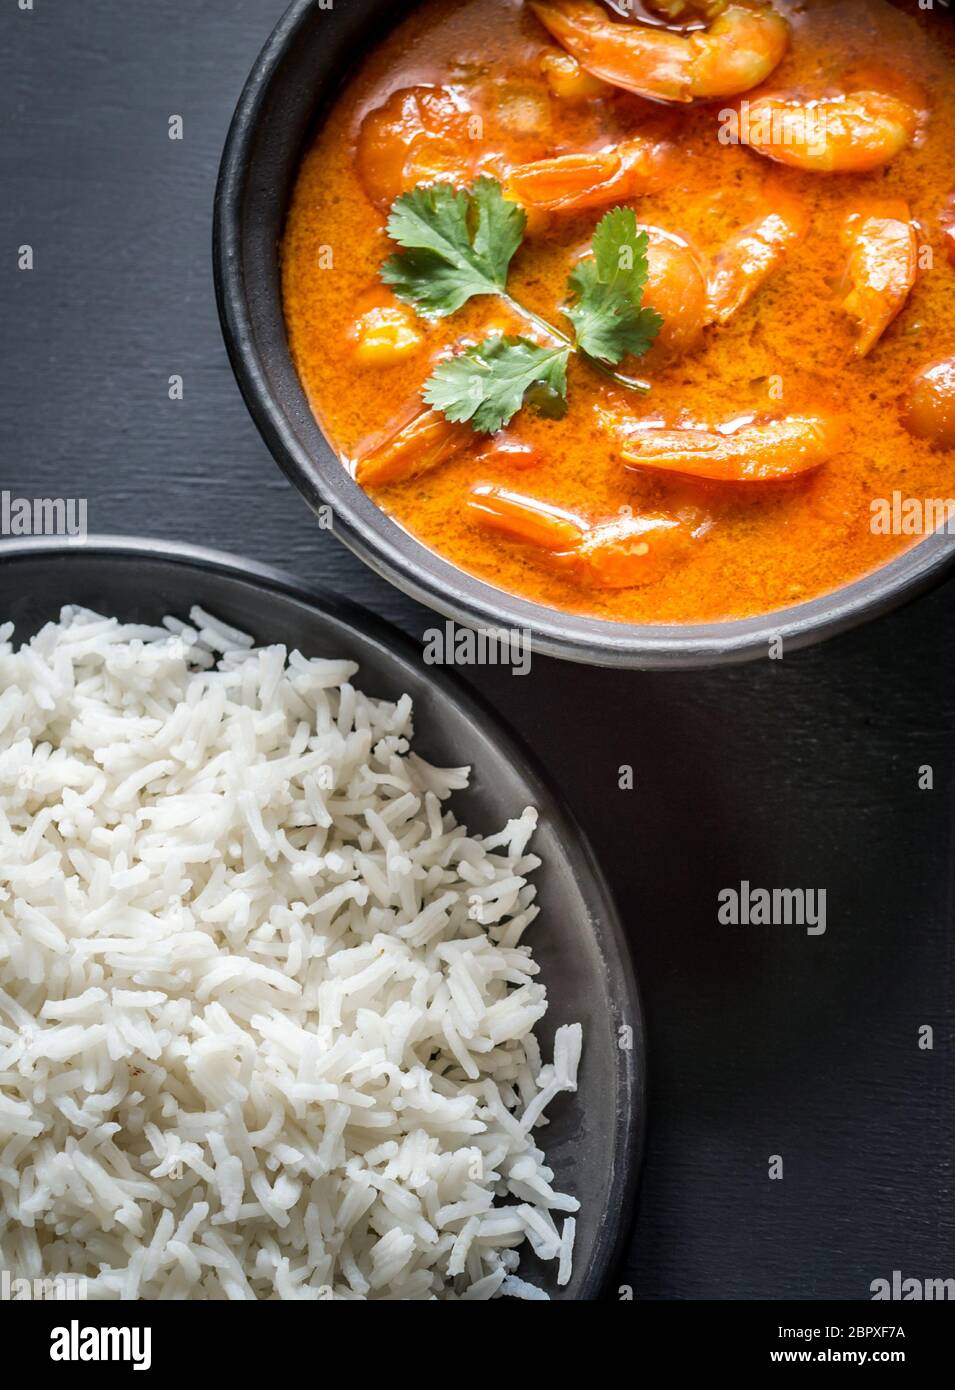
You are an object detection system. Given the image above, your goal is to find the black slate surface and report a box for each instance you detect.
[2,0,953,1300]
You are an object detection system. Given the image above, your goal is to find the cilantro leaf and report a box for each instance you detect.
[423,336,570,433]
[564,207,663,365]
[523,379,569,421]
[381,178,527,317]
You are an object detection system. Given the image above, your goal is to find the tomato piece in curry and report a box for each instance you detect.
[282,0,955,625]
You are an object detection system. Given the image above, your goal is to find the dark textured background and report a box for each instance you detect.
[2,0,953,1299]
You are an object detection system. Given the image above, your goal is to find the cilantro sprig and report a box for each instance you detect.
[565,207,663,365]
[380,179,660,434]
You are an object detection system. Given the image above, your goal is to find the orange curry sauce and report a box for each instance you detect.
[282,0,955,624]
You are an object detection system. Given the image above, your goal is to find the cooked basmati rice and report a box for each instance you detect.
[0,605,581,1299]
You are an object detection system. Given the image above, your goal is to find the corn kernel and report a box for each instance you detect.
[540,51,610,102]
[353,306,423,365]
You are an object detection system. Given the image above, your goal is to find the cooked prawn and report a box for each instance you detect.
[633,226,708,364]
[356,86,494,209]
[355,81,554,209]
[612,413,841,482]
[354,408,472,486]
[358,83,674,218]
[903,358,955,451]
[468,485,583,550]
[572,510,692,586]
[600,205,805,368]
[705,193,809,324]
[529,0,789,104]
[738,89,919,173]
[841,200,916,357]
[506,136,673,213]
[467,484,691,586]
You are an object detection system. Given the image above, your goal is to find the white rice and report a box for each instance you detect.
[0,605,581,1300]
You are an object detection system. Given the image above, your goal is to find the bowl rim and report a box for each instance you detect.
[212,0,955,670]
[0,532,647,1298]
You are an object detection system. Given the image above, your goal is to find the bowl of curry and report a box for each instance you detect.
[215,0,955,667]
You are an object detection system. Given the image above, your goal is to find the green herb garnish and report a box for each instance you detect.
[382,178,526,316]
[380,179,661,433]
[564,207,663,365]
[423,337,570,435]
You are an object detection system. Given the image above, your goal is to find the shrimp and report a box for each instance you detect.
[467,484,691,586]
[612,413,841,482]
[354,408,473,486]
[737,90,919,173]
[841,200,917,357]
[357,87,484,209]
[567,207,804,372]
[636,227,708,364]
[903,359,955,451]
[607,207,803,368]
[468,485,583,550]
[358,84,673,218]
[505,136,674,213]
[705,193,809,324]
[529,0,789,104]
[563,224,706,367]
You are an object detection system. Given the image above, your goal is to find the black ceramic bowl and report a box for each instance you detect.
[214,0,955,668]
[0,536,644,1300]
